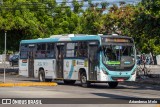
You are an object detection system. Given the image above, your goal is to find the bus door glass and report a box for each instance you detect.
[88,41,99,80]
[28,44,35,77]
[56,43,65,78]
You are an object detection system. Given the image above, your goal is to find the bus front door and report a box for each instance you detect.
[56,44,64,79]
[28,47,35,77]
[88,44,98,80]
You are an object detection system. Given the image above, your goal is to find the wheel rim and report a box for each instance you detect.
[81,75,87,83]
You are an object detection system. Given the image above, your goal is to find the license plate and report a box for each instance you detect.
[117,79,124,81]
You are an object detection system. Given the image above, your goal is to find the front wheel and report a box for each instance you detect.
[80,72,90,88]
[108,82,118,88]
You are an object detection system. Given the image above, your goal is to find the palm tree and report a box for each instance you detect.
[101,2,109,11]
[119,1,126,6]
[109,4,118,13]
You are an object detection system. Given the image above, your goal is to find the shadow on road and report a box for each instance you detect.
[92,92,138,98]
[57,81,160,92]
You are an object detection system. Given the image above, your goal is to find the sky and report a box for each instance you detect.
[55,0,141,5]
[55,0,141,13]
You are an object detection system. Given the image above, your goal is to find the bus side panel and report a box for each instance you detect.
[19,59,28,77]
[63,60,74,79]
[34,59,56,79]
[129,73,136,81]
[75,59,89,80]
[63,59,82,80]
[97,69,110,81]
[63,59,88,80]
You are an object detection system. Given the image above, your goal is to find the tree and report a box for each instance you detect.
[131,0,160,55]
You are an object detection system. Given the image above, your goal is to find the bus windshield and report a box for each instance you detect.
[102,45,135,70]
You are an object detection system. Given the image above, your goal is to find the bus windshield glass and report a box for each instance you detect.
[102,45,135,70]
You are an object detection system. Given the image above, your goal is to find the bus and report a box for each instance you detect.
[19,34,137,88]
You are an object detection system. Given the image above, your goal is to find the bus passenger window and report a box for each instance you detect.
[20,51,28,59]
[35,43,46,58]
[20,44,28,59]
[77,42,88,58]
[46,43,54,58]
[66,43,76,57]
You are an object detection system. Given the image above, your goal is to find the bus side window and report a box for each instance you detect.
[66,43,76,58]
[35,43,46,58]
[77,42,88,58]
[46,43,54,58]
[20,44,28,59]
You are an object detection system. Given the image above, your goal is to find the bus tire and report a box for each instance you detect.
[38,70,45,82]
[80,72,90,88]
[63,80,76,85]
[108,82,118,88]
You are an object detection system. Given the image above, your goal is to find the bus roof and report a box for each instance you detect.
[20,34,132,44]
[21,35,99,44]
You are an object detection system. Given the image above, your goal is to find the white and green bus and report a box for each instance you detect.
[19,34,137,88]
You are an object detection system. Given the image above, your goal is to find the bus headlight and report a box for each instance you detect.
[102,68,109,75]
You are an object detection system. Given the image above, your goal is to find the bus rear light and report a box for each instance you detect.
[22,60,27,63]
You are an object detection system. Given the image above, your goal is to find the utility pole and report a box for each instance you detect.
[4,31,7,83]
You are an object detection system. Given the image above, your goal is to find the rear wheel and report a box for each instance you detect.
[108,82,118,88]
[63,80,76,85]
[80,72,90,88]
[38,70,45,82]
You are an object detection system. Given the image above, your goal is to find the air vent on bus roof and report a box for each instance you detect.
[50,35,62,38]
[67,34,75,37]
[98,34,103,36]
[112,34,118,36]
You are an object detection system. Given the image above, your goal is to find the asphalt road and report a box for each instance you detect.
[0,75,160,107]
[0,81,160,98]
[0,82,160,107]
[0,63,159,107]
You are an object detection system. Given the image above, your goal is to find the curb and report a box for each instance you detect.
[0,82,57,87]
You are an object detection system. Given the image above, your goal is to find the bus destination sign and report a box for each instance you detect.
[102,38,132,43]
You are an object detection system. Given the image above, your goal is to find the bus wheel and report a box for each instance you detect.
[38,70,45,82]
[63,80,76,85]
[108,82,118,88]
[80,72,90,88]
